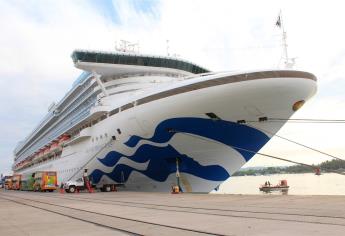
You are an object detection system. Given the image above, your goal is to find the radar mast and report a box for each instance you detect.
[276,11,295,69]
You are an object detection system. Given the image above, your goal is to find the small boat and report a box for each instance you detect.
[259,180,289,192]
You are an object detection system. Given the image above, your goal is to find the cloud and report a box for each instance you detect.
[0,0,115,174]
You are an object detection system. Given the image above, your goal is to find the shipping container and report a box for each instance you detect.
[33,171,57,192]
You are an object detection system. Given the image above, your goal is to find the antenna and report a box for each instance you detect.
[276,11,295,69]
[115,40,140,53]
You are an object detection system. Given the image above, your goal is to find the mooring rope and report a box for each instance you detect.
[242,123,344,161]
[172,130,345,176]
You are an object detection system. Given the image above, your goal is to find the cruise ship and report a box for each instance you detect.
[12,49,317,192]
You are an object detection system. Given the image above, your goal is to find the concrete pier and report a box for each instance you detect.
[1,189,345,235]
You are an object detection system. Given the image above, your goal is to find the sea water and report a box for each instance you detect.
[213,173,345,195]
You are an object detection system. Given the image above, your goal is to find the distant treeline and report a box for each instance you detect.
[233,159,345,176]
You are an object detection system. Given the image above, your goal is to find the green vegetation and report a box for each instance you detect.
[233,159,345,176]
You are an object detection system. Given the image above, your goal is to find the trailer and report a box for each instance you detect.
[20,173,35,191]
[33,171,58,192]
[11,174,22,190]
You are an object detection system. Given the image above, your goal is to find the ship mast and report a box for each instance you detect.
[276,11,295,69]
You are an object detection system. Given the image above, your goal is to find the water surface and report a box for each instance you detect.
[214,173,345,195]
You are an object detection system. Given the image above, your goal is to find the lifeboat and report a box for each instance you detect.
[32,153,38,161]
[37,149,45,159]
[43,145,51,157]
[50,140,62,153]
[58,134,70,146]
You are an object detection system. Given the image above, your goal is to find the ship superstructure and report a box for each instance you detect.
[13,49,317,192]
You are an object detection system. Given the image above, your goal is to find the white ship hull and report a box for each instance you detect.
[16,71,316,192]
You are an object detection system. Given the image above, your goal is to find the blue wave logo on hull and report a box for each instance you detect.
[90,117,269,184]
[125,117,269,161]
[91,144,230,184]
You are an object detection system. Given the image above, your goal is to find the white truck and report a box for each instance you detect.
[63,177,124,193]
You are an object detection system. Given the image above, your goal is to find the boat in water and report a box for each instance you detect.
[259,180,290,192]
[12,48,317,192]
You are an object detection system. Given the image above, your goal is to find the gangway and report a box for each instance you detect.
[67,139,112,182]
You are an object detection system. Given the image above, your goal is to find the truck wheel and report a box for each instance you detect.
[104,185,111,192]
[68,186,76,193]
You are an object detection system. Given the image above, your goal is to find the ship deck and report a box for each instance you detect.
[1,190,345,235]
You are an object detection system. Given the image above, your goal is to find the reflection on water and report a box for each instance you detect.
[213,173,345,195]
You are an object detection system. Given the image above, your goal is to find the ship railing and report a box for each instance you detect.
[17,99,95,161]
[14,75,96,157]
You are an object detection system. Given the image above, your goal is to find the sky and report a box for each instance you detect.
[0,0,344,175]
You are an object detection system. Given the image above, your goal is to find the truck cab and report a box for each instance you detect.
[64,178,86,193]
